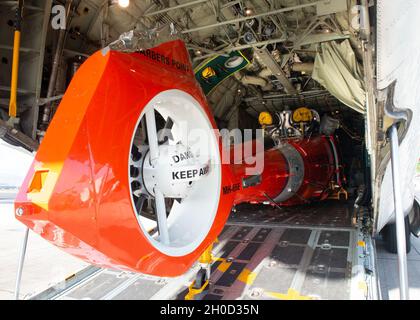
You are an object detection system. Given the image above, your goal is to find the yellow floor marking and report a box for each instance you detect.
[237,268,257,285]
[266,289,315,300]
[217,260,232,273]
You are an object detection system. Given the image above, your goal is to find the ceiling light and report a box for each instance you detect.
[244,8,253,16]
[118,0,129,8]
[195,50,202,56]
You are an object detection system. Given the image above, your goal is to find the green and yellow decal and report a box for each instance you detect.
[194,51,250,95]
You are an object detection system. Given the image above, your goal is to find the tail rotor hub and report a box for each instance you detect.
[128,90,222,256]
[142,144,210,199]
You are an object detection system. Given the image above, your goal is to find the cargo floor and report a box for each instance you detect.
[32,201,370,300]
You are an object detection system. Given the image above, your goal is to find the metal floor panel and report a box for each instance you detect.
[202,224,356,300]
[230,200,354,229]
[58,271,131,300]
[111,277,167,300]
[198,201,362,300]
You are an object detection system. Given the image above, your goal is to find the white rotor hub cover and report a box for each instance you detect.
[143,144,209,198]
[129,89,222,257]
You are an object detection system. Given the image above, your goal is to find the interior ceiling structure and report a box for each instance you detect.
[62,0,361,126]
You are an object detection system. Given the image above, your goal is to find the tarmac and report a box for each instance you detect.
[0,199,88,300]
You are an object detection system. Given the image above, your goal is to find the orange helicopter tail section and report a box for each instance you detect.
[14,40,234,277]
[133,39,194,77]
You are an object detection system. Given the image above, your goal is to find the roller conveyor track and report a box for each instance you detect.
[31,201,375,300]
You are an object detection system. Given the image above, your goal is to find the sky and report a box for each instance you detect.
[0,139,34,188]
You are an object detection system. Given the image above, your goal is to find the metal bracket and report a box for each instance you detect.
[384,80,413,141]
[0,118,39,151]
